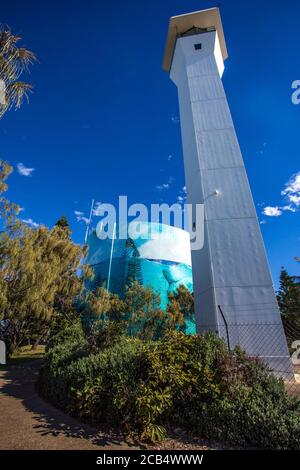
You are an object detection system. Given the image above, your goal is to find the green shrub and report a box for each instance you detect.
[38,329,300,449]
[46,320,85,351]
[84,319,126,353]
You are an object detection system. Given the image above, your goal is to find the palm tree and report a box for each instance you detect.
[0,27,36,118]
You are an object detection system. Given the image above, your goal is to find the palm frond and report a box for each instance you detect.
[16,48,36,70]
[0,55,18,82]
[0,81,33,116]
[0,30,21,55]
[0,27,36,118]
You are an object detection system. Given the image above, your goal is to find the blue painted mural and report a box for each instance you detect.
[86,222,195,334]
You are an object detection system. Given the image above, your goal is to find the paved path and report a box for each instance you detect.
[0,360,139,450]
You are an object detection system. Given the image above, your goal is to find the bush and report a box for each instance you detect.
[39,328,300,449]
[46,320,84,351]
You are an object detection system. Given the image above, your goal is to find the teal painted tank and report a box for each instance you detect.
[85,222,195,334]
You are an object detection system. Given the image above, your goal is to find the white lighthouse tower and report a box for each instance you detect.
[163,7,291,374]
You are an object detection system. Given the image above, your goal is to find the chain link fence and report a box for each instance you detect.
[212,305,300,398]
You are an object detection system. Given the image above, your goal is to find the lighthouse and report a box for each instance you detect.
[163,7,291,374]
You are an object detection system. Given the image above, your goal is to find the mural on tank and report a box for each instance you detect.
[85,222,195,334]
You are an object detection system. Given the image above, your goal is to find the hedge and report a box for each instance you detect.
[38,323,300,448]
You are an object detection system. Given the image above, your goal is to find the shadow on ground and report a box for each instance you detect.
[0,359,141,449]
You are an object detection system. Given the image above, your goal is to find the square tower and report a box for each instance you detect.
[163,8,291,375]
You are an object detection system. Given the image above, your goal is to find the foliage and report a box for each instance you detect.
[277,267,300,320]
[124,281,165,339]
[277,267,300,349]
[54,216,71,239]
[0,223,90,354]
[39,326,300,449]
[166,284,194,333]
[0,160,12,199]
[0,27,36,118]
[0,160,21,232]
[80,282,191,342]
[0,162,92,354]
[46,319,85,351]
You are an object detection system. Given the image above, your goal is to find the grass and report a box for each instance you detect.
[0,344,45,369]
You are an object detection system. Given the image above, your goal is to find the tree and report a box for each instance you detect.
[55,215,70,233]
[0,160,21,324]
[166,285,194,333]
[0,160,21,230]
[277,267,300,350]
[81,282,173,341]
[0,160,12,195]
[123,281,164,339]
[277,267,300,319]
[81,287,115,321]
[0,223,91,353]
[79,287,126,351]
[0,27,36,118]
[0,163,91,354]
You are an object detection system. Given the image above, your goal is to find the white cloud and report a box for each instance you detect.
[281,171,300,197]
[288,194,300,207]
[280,171,300,209]
[262,206,282,217]
[74,210,89,225]
[167,154,173,161]
[256,141,267,156]
[22,218,39,228]
[177,185,187,206]
[156,176,174,191]
[262,170,300,218]
[260,220,267,225]
[281,205,297,213]
[17,163,35,176]
[156,183,170,191]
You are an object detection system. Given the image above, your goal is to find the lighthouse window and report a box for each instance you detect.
[194,43,202,50]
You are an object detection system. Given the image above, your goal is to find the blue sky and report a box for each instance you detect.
[1,0,299,287]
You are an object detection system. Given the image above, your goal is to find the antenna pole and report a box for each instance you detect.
[84,198,95,244]
[107,221,116,292]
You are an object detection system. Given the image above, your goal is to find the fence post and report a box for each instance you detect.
[218,305,231,351]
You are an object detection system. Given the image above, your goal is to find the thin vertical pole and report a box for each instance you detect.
[84,199,95,244]
[218,305,230,351]
[107,222,116,292]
